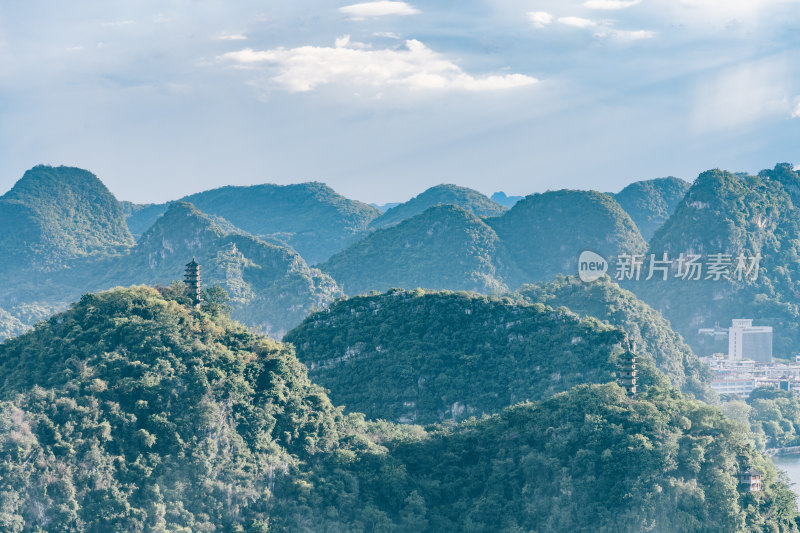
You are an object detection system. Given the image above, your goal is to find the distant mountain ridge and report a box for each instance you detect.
[491,191,523,207]
[0,307,27,341]
[321,204,518,295]
[124,182,381,264]
[612,176,691,240]
[80,202,342,337]
[487,189,647,286]
[0,166,348,338]
[369,184,506,230]
[320,190,646,295]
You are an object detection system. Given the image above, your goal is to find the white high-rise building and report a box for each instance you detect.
[728,319,772,362]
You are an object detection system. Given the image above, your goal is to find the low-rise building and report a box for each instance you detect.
[738,468,763,492]
[711,376,756,397]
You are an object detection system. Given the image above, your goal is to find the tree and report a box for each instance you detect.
[202,285,232,317]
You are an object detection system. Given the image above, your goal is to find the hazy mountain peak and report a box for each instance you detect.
[0,165,133,271]
[613,176,691,240]
[370,183,506,229]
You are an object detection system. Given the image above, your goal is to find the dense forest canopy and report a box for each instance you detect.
[517,275,713,400]
[287,288,693,424]
[0,287,795,532]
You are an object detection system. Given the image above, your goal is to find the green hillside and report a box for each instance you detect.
[0,165,133,271]
[0,287,793,531]
[487,189,647,285]
[321,205,519,295]
[613,176,691,240]
[631,165,800,355]
[370,184,506,229]
[285,288,670,424]
[517,275,714,400]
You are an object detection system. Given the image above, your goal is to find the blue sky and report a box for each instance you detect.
[0,0,798,204]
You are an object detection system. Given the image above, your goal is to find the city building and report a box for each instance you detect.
[701,356,800,398]
[729,319,772,362]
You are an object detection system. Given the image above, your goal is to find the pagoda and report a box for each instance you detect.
[184,257,202,305]
[619,341,637,398]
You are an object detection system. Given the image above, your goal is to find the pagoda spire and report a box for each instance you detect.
[184,257,202,305]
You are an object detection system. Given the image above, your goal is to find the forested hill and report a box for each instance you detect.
[0,165,133,272]
[369,184,506,229]
[385,384,798,532]
[0,286,794,531]
[613,176,691,240]
[102,201,342,337]
[124,182,381,264]
[517,275,713,400]
[285,288,668,424]
[0,286,376,530]
[320,205,518,295]
[487,189,647,286]
[631,165,800,355]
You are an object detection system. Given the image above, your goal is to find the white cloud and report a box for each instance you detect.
[555,15,653,41]
[792,101,800,119]
[339,1,420,20]
[215,33,248,41]
[102,20,134,27]
[528,11,554,28]
[374,31,401,39]
[583,0,642,9]
[558,17,597,28]
[334,35,371,49]
[219,38,537,93]
[598,29,655,40]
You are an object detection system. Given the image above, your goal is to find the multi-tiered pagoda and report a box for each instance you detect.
[619,341,638,398]
[184,258,202,305]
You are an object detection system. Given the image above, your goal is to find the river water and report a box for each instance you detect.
[772,454,800,495]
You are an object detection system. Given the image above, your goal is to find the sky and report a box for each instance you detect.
[0,0,798,204]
